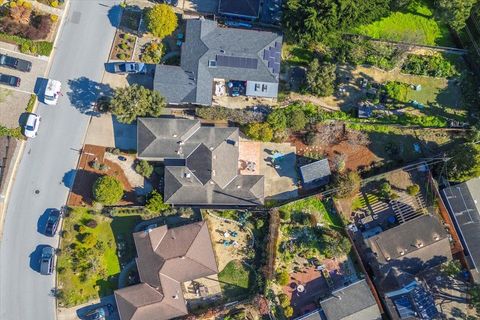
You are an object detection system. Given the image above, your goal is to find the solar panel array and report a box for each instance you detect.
[263,41,281,74]
[394,297,415,319]
[412,286,438,319]
[216,55,258,69]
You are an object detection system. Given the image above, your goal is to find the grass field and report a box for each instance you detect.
[218,260,252,300]
[57,208,140,307]
[354,1,453,46]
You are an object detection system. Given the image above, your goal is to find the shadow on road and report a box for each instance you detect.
[67,77,112,115]
[36,208,57,235]
[29,244,50,273]
[107,5,122,28]
[62,169,77,190]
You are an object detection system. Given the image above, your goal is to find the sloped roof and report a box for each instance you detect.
[442,177,480,273]
[366,215,452,276]
[218,0,261,18]
[115,222,218,320]
[300,159,331,188]
[137,118,264,206]
[320,280,381,320]
[154,19,282,105]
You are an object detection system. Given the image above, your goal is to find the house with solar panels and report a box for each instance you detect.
[154,18,282,106]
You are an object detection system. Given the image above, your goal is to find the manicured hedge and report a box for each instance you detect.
[0,32,53,56]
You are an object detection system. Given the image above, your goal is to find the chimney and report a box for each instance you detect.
[416,241,424,248]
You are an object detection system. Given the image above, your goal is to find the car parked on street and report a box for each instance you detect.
[0,73,20,87]
[111,62,146,74]
[44,209,61,237]
[24,113,40,138]
[40,246,55,275]
[0,54,32,72]
[44,79,61,105]
[83,304,114,320]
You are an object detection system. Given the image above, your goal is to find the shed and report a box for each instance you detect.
[299,158,331,190]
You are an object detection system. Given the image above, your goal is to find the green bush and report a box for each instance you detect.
[406,184,420,195]
[25,94,36,112]
[140,42,164,64]
[135,160,154,178]
[276,270,290,286]
[117,53,127,60]
[243,122,273,142]
[80,233,97,247]
[92,176,124,205]
[119,43,129,51]
[146,190,170,213]
[0,126,24,140]
[278,293,290,308]
[279,210,291,221]
[384,81,410,102]
[255,219,264,229]
[283,306,294,318]
[288,109,307,131]
[401,54,458,78]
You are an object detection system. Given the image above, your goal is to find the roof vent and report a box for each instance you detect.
[184,173,191,179]
[209,146,214,151]
[212,170,216,176]
[385,256,391,261]
[173,294,179,300]
[399,250,405,256]
[178,140,185,145]
[433,234,440,241]
[181,256,186,260]
[237,185,241,189]
[209,181,215,185]
[173,134,178,138]
[416,241,424,248]
[220,49,225,54]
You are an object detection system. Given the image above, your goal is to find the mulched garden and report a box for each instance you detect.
[67,144,136,207]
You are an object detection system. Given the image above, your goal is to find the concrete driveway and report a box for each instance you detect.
[0,48,48,94]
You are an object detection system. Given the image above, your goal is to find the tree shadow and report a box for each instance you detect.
[107,4,123,28]
[67,77,113,115]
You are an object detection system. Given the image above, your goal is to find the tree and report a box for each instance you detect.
[470,285,480,315]
[306,59,336,97]
[267,109,287,131]
[279,210,291,221]
[447,143,480,182]
[146,190,170,213]
[288,109,307,131]
[276,270,290,285]
[145,4,178,39]
[278,293,290,308]
[110,84,165,124]
[332,171,361,198]
[283,306,294,318]
[135,160,153,178]
[406,184,420,196]
[93,176,124,205]
[441,260,461,277]
[243,122,273,142]
[436,0,476,31]
[140,41,164,63]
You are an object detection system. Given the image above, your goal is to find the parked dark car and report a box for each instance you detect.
[0,74,20,87]
[111,62,146,74]
[40,246,55,275]
[0,54,32,72]
[44,209,61,236]
[83,304,114,320]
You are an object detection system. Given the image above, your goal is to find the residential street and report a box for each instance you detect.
[0,1,120,319]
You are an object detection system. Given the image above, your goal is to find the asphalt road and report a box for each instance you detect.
[0,1,120,320]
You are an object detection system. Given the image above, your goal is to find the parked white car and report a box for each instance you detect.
[24,113,40,138]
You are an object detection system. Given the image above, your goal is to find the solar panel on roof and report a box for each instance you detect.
[275,41,281,48]
[273,62,280,74]
[216,55,258,69]
[263,49,269,60]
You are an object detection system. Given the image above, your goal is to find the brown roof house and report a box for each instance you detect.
[114,221,219,320]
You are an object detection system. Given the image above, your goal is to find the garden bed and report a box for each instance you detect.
[56,207,141,307]
[110,30,136,61]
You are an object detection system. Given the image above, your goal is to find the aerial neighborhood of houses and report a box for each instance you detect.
[1,0,480,320]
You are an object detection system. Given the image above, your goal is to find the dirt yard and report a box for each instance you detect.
[204,212,252,271]
[67,145,136,207]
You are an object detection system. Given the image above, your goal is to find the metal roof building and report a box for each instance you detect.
[299,159,331,190]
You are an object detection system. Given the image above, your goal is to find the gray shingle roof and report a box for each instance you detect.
[300,159,331,189]
[114,222,218,320]
[320,280,381,320]
[218,0,261,18]
[442,178,480,273]
[137,118,264,206]
[366,215,452,276]
[154,19,282,105]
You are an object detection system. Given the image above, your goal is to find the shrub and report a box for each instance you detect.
[135,160,153,178]
[92,176,124,205]
[401,54,458,78]
[195,106,265,124]
[79,233,97,247]
[276,270,290,285]
[140,41,164,64]
[305,59,336,97]
[243,122,273,142]
[84,219,98,229]
[119,43,129,50]
[384,81,409,103]
[255,219,264,229]
[145,4,178,39]
[25,94,36,112]
[0,126,24,140]
[178,207,194,218]
[406,184,420,196]
[50,14,58,22]
[50,0,59,7]
[332,171,361,198]
[288,109,307,131]
[278,293,290,308]
[283,306,294,317]
[279,210,291,221]
[99,163,109,171]
[146,190,170,213]
[9,5,31,25]
[117,53,126,60]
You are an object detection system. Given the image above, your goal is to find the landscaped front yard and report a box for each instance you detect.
[57,207,141,307]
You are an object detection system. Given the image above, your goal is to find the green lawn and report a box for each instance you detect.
[218,260,252,300]
[354,1,453,46]
[57,208,140,307]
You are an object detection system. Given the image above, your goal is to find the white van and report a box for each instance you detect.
[44,79,61,105]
